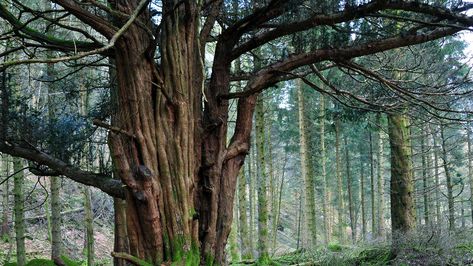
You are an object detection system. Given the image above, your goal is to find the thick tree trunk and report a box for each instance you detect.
[200,18,254,266]
[111,29,198,264]
[297,84,317,247]
[106,2,252,264]
[108,57,129,266]
[388,113,416,238]
[21,0,254,263]
[13,158,26,266]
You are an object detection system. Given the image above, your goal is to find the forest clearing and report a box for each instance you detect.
[1,0,473,265]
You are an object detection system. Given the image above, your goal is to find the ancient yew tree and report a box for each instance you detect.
[1,0,473,264]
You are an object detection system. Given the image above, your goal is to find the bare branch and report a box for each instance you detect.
[0,0,149,70]
[221,27,461,99]
[51,0,118,39]
[0,141,124,198]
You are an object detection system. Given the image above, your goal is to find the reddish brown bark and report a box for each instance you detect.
[105,1,253,264]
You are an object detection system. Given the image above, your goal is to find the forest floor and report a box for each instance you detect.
[0,223,114,265]
[234,227,473,266]
[2,226,473,265]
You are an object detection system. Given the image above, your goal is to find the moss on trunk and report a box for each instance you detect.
[388,113,416,238]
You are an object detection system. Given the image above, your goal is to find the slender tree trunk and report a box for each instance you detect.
[238,170,252,260]
[0,35,9,240]
[256,97,269,261]
[426,125,434,226]
[431,125,442,224]
[388,113,416,239]
[248,148,255,256]
[410,126,421,227]
[440,123,455,230]
[421,126,429,225]
[296,192,302,250]
[369,132,376,237]
[229,200,240,262]
[267,119,275,216]
[461,200,465,228]
[1,156,9,237]
[267,129,280,255]
[83,187,94,265]
[13,157,26,266]
[273,156,286,252]
[335,117,345,243]
[320,94,330,244]
[377,114,385,237]
[344,136,355,243]
[45,60,63,263]
[79,75,94,266]
[467,127,473,225]
[50,176,62,261]
[359,141,366,241]
[113,198,129,266]
[297,84,317,247]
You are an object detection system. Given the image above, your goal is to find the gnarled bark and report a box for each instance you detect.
[105,2,253,264]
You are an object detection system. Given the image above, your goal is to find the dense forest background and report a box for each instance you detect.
[1,0,473,265]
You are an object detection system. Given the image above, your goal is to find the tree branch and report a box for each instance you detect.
[231,0,389,58]
[0,141,125,199]
[0,0,150,70]
[386,1,473,27]
[221,26,461,99]
[0,3,101,52]
[200,0,222,44]
[51,0,118,39]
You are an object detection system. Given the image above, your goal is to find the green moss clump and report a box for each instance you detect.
[26,259,56,266]
[353,247,393,266]
[60,255,85,266]
[170,237,200,266]
[328,242,343,252]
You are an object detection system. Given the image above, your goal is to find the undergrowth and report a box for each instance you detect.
[232,227,473,266]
